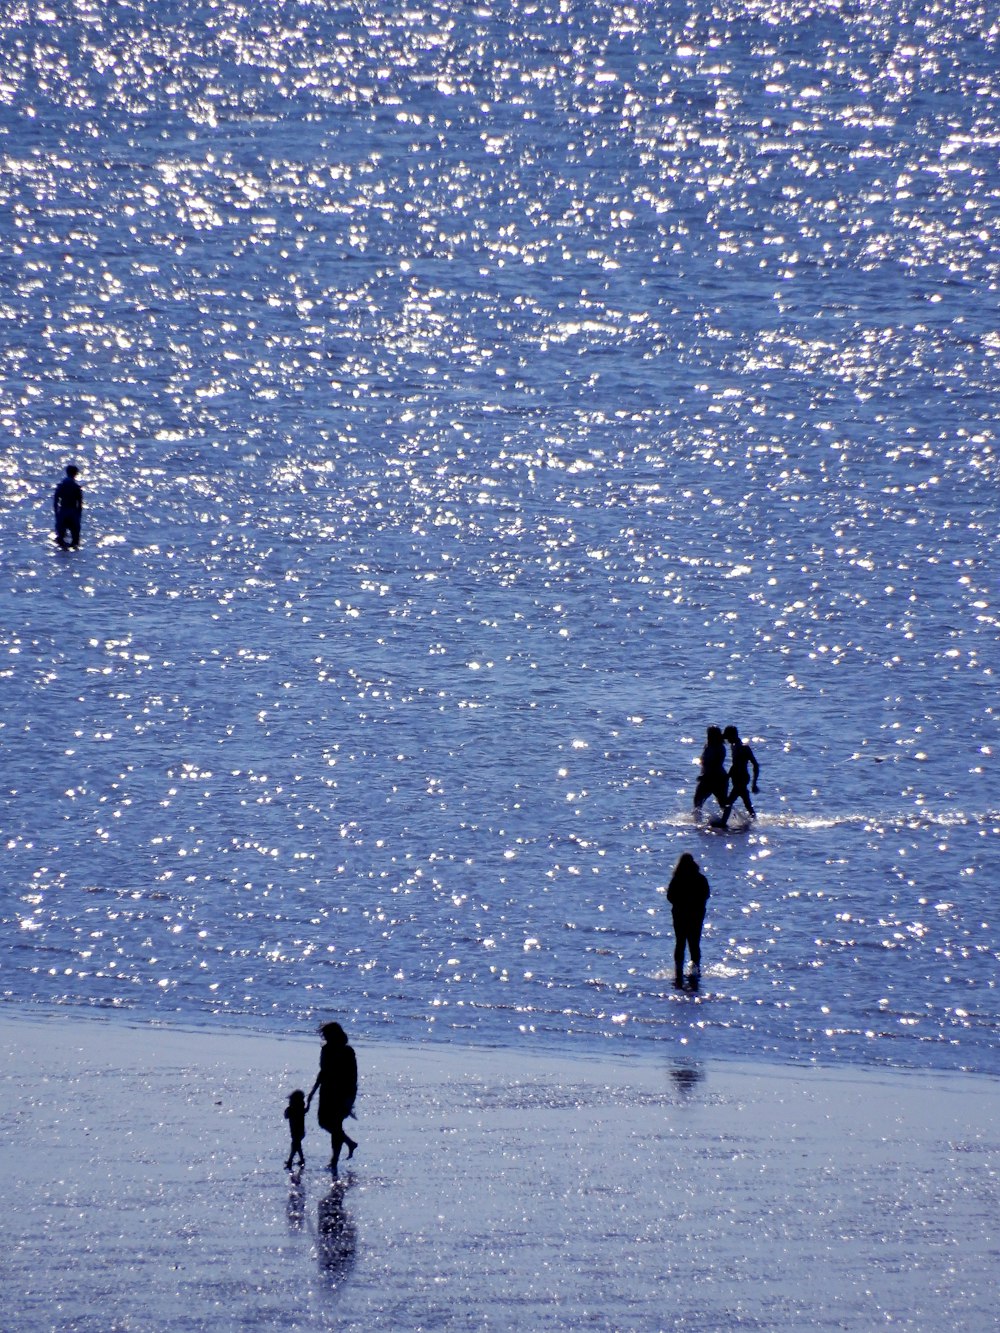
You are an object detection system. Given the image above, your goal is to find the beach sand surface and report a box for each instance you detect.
[1,1012,996,1332]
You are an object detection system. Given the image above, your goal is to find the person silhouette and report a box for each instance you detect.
[306,1022,358,1172]
[718,726,760,827]
[284,1088,307,1170]
[666,852,711,988]
[53,464,83,549]
[692,725,728,818]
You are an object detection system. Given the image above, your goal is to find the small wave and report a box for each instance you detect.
[759,809,998,832]
[658,809,998,833]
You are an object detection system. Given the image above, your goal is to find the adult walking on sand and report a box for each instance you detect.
[666,852,711,989]
[307,1022,358,1172]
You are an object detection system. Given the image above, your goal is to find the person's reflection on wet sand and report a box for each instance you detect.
[316,1179,357,1287]
[670,1067,705,1097]
[286,1168,305,1233]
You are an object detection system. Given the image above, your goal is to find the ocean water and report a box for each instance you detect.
[1,0,997,1075]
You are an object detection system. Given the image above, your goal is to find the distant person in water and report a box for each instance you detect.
[692,725,728,818]
[718,726,760,826]
[284,1089,307,1170]
[307,1022,358,1172]
[53,463,83,549]
[666,852,711,988]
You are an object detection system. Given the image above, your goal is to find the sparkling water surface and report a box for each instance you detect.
[1,0,997,1074]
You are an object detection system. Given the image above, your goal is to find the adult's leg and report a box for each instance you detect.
[329,1118,357,1170]
[330,1119,345,1170]
[722,781,752,823]
[688,912,705,969]
[672,915,686,984]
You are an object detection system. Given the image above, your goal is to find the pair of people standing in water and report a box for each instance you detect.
[676,726,761,987]
[285,1021,359,1172]
[693,724,760,827]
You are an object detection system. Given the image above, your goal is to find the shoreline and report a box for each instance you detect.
[2,1007,997,1331]
[4,997,997,1085]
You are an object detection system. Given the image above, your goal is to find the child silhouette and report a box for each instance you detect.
[284,1089,307,1169]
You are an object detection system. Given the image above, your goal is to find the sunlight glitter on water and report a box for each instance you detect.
[1,0,997,1072]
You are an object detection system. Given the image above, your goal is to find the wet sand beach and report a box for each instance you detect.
[1,1012,996,1332]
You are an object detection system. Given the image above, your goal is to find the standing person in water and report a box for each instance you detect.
[306,1022,358,1172]
[692,725,728,819]
[53,463,83,549]
[666,852,711,988]
[718,725,760,827]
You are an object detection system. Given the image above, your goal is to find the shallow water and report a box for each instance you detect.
[1,0,997,1073]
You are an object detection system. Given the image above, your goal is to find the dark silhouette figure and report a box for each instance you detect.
[692,725,728,818]
[307,1022,358,1172]
[718,726,760,827]
[53,464,83,549]
[284,1088,307,1170]
[667,852,710,988]
[316,1181,357,1286]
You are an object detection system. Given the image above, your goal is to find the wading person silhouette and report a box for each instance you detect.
[718,725,760,827]
[284,1088,307,1170]
[692,725,728,818]
[666,852,711,989]
[53,463,83,549]
[306,1022,358,1172]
